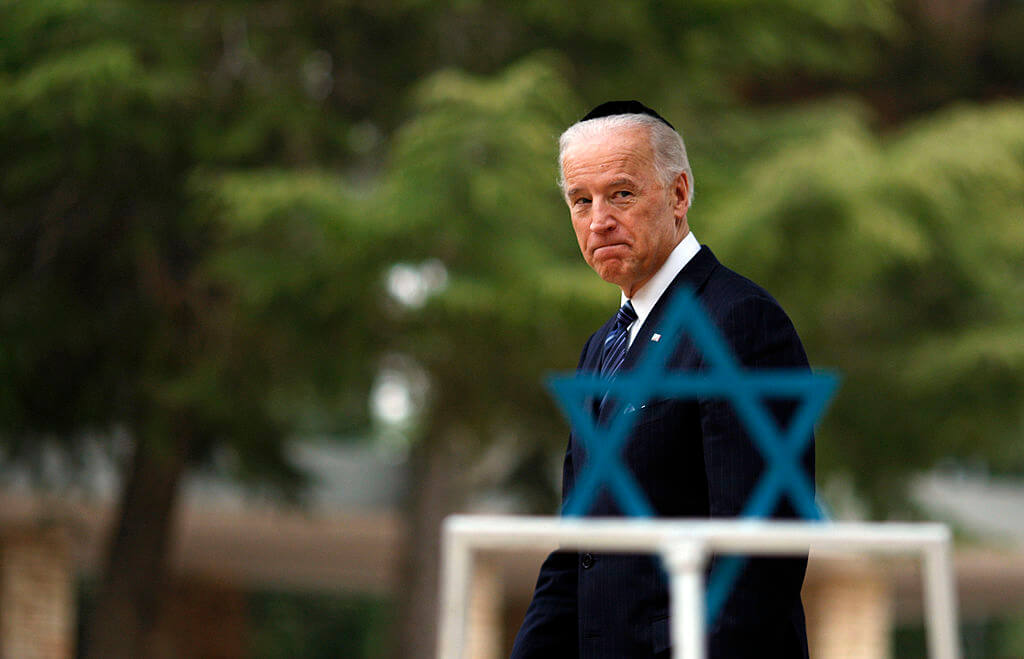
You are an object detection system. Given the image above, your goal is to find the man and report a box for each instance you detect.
[510,101,813,658]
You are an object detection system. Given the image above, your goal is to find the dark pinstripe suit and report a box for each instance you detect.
[511,246,813,658]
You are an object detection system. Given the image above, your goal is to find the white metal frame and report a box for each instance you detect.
[438,515,960,659]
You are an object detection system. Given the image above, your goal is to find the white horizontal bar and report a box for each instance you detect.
[445,515,949,555]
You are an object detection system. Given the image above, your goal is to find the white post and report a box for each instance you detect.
[438,523,472,659]
[923,538,961,659]
[663,539,708,659]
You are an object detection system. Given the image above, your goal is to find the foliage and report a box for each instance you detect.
[1,0,1022,518]
[0,0,386,486]
[699,100,1024,510]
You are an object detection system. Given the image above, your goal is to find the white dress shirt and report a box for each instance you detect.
[622,231,701,347]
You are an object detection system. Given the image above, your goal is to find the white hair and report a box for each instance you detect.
[558,113,694,204]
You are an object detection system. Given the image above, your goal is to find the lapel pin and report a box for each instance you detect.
[651,333,662,342]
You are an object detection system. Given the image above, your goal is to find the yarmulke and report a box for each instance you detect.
[579,100,675,131]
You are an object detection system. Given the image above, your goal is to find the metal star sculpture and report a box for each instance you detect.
[547,285,839,624]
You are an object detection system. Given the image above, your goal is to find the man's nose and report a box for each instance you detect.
[589,198,617,232]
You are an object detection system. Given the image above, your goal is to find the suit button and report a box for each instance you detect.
[581,553,594,569]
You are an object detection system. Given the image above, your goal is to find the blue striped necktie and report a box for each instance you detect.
[600,301,638,378]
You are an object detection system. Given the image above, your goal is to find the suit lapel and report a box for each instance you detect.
[582,316,618,373]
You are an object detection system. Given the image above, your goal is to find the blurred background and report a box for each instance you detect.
[1,0,1023,657]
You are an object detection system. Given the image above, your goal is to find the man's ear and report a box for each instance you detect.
[673,172,691,219]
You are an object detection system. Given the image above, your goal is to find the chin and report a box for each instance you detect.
[592,258,624,278]
[597,270,628,289]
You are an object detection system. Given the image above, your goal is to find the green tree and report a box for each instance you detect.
[0,2,389,655]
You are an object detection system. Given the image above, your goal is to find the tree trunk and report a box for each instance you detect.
[84,435,190,659]
[394,436,467,659]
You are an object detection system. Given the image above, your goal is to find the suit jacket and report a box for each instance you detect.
[511,246,813,659]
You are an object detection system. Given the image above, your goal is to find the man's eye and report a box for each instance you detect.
[574,197,591,206]
[614,190,633,199]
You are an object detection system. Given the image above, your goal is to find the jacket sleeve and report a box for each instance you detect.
[699,294,813,658]
[508,438,578,658]
[510,334,599,658]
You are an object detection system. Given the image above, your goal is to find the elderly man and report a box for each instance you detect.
[510,101,813,658]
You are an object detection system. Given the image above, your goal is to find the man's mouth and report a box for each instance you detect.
[593,243,627,256]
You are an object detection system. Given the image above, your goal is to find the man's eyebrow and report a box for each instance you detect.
[566,177,640,199]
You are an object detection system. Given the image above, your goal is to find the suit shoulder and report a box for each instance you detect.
[699,260,810,366]
[701,261,789,319]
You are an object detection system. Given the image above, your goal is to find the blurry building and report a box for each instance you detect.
[2,443,1024,659]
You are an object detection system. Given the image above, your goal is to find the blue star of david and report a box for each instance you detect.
[546,285,839,625]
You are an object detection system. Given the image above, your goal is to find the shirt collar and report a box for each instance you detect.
[622,231,700,346]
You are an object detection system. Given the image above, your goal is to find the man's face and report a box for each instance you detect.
[561,125,690,298]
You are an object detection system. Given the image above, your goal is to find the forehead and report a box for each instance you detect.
[561,125,656,188]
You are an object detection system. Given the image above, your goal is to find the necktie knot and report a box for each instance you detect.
[613,301,638,332]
